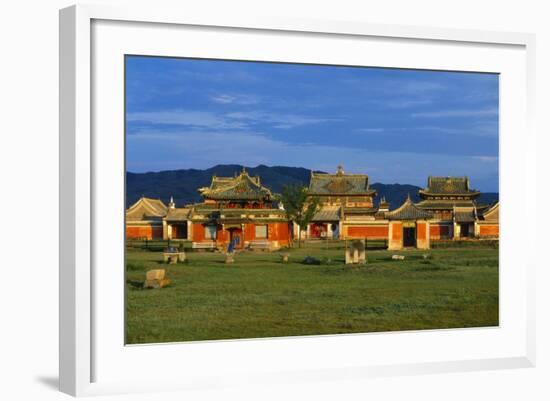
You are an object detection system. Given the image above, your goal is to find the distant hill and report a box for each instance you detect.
[126,165,312,207]
[126,164,499,209]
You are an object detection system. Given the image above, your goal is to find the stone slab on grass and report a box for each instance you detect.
[146,269,166,280]
[144,278,171,289]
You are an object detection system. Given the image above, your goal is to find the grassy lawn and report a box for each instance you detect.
[125,241,498,344]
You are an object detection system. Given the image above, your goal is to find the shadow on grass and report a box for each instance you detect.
[126,279,143,289]
[413,264,455,272]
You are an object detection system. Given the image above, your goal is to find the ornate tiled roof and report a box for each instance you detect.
[190,206,287,224]
[385,196,433,220]
[308,165,375,196]
[165,208,191,221]
[415,199,476,210]
[480,201,499,221]
[312,206,341,222]
[126,197,168,221]
[454,207,476,223]
[419,176,480,198]
[342,206,378,215]
[198,169,272,201]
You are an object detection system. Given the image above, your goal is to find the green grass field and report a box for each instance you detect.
[125,241,499,344]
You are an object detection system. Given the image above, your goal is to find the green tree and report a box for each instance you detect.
[278,184,321,248]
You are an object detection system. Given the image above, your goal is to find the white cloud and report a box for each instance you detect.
[354,128,385,133]
[210,94,260,105]
[385,99,433,109]
[411,108,498,118]
[415,123,498,137]
[211,94,236,104]
[399,81,446,93]
[340,78,445,95]
[128,108,341,131]
[471,156,498,162]
[226,110,342,128]
[127,110,247,130]
[126,128,499,190]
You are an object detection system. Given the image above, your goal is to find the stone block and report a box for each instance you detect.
[144,278,171,289]
[146,269,165,280]
[345,248,352,264]
[346,240,366,264]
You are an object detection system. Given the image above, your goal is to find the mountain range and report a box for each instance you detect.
[126,164,499,210]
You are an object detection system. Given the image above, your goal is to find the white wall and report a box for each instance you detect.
[0,1,548,400]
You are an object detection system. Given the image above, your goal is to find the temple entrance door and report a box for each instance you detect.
[229,228,244,249]
[310,223,326,239]
[172,224,188,239]
[460,223,470,238]
[403,226,416,247]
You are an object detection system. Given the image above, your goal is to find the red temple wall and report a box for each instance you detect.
[192,222,290,244]
[126,225,163,240]
[430,224,450,239]
[479,225,499,236]
[244,224,256,242]
[192,223,206,242]
[216,227,230,243]
[417,222,427,240]
[391,223,403,240]
[347,226,388,238]
[268,222,290,241]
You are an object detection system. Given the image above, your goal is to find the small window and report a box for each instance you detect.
[204,225,217,240]
[255,224,268,239]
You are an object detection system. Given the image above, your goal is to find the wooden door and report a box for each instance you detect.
[460,223,470,238]
[403,226,416,247]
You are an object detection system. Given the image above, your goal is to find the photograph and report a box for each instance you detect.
[124,55,500,344]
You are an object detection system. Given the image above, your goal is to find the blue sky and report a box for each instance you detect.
[126,56,499,192]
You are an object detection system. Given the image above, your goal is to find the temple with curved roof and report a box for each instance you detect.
[306,165,383,240]
[385,195,433,249]
[415,176,491,240]
[190,169,289,250]
[198,168,273,205]
[125,197,167,239]
[125,168,499,250]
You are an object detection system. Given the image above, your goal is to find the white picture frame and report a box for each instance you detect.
[59,4,536,397]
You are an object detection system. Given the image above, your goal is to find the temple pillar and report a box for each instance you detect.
[388,221,403,250]
[453,222,460,239]
[187,220,193,240]
[416,221,430,249]
[162,220,168,240]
